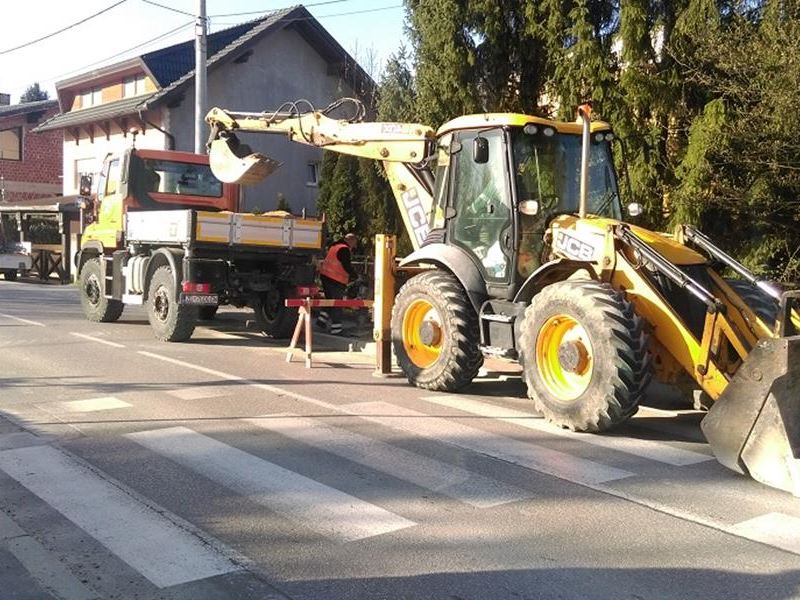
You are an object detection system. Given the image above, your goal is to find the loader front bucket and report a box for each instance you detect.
[208,133,281,185]
[701,335,800,495]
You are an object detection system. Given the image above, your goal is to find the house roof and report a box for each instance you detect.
[33,5,374,134]
[33,94,155,133]
[0,100,58,120]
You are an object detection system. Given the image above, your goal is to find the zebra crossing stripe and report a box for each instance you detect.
[246,414,532,508]
[0,445,238,588]
[126,426,415,542]
[420,395,713,466]
[729,513,800,555]
[345,401,633,485]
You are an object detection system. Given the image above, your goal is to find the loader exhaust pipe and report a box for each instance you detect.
[578,103,592,219]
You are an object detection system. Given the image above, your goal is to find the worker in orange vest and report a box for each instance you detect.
[317,233,359,335]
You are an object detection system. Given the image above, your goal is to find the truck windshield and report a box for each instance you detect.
[511,128,621,220]
[141,159,223,198]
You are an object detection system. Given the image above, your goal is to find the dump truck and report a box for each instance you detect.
[75,147,322,341]
[204,98,800,496]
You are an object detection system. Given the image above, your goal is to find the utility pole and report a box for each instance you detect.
[194,0,208,154]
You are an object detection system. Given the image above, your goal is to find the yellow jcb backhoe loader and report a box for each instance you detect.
[205,98,800,495]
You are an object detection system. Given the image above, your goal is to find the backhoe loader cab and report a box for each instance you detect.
[205,99,800,496]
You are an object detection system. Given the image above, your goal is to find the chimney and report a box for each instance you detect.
[0,93,10,106]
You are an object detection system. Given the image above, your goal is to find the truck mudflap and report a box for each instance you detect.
[701,335,800,496]
[208,133,280,185]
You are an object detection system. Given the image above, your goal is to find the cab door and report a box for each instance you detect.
[446,128,515,298]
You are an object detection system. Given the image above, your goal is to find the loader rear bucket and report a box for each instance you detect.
[701,335,800,495]
[208,133,281,185]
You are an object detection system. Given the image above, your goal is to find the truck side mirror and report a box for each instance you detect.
[473,136,489,164]
[79,174,93,197]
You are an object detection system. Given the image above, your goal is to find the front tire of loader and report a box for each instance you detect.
[78,258,124,323]
[391,270,483,391]
[519,280,652,432]
[724,279,778,328]
[146,266,197,342]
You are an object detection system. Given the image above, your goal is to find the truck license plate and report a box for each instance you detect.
[179,293,218,306]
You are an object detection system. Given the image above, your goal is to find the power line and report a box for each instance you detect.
[209,0,352,18]
[140,0,195,17]
[211,3,403,26]
[41,21,194,85]
[0,0,129,56]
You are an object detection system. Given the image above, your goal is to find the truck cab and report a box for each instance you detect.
[76,148,322,342]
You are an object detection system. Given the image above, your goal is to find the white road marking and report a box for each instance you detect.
[7,535,97,600]
[58,397,132,413]
[167,386,230,401]
[246,413,532,508]
[126,426,415,542]
[135,350,800,557]
[346,401,633,485]
[420,395,712,466]
[0,445,238,588]
[0,312,45,327]
[729,513,800,555]
[70,332,125,348]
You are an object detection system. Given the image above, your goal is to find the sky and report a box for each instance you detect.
[0,0,408,103]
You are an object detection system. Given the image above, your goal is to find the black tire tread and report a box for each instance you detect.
[147,266,196,342]
[78,258,124,323]
[392,270,483,392]
[519,280,652,432]
[725,279,778,328]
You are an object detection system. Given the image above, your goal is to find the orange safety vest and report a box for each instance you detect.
[319,242,351,284]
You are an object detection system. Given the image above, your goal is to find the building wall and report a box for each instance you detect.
[61,113,167,194]
[168,27,364,215]
[0,107,62,202]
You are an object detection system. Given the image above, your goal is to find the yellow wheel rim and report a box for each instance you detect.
[535,314,593,401]
[402,299,443,369]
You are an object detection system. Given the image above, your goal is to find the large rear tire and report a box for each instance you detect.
[78,258,124,323]
[253,285,296,339]
[146,266,197,341]
[392,270,483,391]
[519,280,651,432]
[725,279,778,329]
[2,269,18,281]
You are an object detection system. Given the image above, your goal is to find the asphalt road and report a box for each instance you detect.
[1,279,799,600]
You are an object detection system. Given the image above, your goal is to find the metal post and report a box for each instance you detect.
[578,103,592,219]
[194,0,208,154]
[373,234,396,376]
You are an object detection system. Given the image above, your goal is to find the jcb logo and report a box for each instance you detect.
[401,188,429,247]
[555,230,596,261]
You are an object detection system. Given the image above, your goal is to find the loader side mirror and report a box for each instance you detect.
[627,202,642,218]
[473,136,489,164]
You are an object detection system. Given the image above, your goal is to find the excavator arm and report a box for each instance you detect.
[205,98,437,249]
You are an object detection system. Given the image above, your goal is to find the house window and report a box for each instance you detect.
[306,162,319,187]
[74,157,97,194]
[0,127,22,161]
[80,87,102,108]
[123,75,147,98]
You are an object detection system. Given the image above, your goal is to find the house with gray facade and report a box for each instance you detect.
[34,5,374,215]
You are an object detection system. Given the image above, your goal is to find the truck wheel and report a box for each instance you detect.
[198,306,218,321]
[725,279,778,329]
[2,270,18,281]
[519,280,652,432]
[146,266,197,342]
[254,286,296,339]
[392,270,483,391]
[78,258,124,323]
